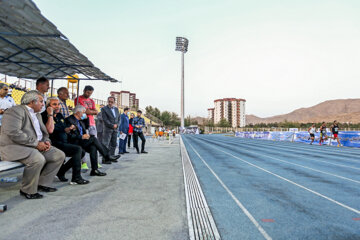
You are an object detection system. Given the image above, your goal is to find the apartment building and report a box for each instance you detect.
[208,98,246,127]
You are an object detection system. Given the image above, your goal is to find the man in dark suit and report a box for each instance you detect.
[41,97,89,185]
[118,107,129,154]
[101,97,120,158]
[66,105,120,176]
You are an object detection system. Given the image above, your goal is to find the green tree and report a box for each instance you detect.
[160,111,172,126]
[217,118,231,127]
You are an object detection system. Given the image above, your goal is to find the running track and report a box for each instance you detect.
[182,134,360,240]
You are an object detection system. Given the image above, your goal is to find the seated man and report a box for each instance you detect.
[66,105,120,176]
[41,97,89,185]
[0,90,65,199]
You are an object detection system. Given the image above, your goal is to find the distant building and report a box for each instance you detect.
[110,90,139,109]
[208,98,246,127]
[207,108,214,122]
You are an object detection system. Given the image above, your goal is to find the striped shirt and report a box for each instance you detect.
[59,99,70,118]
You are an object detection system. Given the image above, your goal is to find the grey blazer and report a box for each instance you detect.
[96,111,104,133]
[0,105,50,161]
[101,106,120,132]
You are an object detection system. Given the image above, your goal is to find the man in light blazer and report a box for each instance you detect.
[101,96,120,159]
[118,107,129,154]
[0,91,65,199]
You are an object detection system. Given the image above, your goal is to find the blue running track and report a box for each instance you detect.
[182,134,360,240]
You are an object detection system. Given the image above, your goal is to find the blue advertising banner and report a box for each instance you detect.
[235,131,360,148]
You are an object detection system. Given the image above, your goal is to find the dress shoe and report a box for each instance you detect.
[102,159,112,165]
[141,151,148,154]
[109,155,121,161]
[70,178,90,185]
[56,174,68,182]
[38,185,58,192]
[90,169,107,176]
[20,190,43,199]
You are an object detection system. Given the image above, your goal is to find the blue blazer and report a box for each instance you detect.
[119,113,129,133]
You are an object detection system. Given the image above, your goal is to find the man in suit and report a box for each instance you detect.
[0,90,65,199]
[101,97,120,158]
[118,107,129,154]
[41,97,89,185]
[66,105,120,176]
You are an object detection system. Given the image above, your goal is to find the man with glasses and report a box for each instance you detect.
[101,96,120,162]
[0,83,16,133]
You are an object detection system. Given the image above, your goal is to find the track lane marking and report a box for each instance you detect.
[204,137,360,184]
[210,136,360,171]
[185,139,273,240]
[192,137,360,215]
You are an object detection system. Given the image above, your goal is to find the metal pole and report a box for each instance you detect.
[181,52,185,129]
[76,79,80,102]
[50,79,54,97]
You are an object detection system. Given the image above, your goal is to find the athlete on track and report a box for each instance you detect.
[330,120,341,147]
[308,123,316,145]
[319,122,328,146]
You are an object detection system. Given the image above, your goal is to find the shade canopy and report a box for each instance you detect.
[0,0,118,82]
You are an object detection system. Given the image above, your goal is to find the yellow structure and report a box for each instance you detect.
[67,75,78,98]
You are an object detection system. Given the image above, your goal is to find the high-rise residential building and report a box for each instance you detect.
[110,90,139,109]
[207,108,214,122]
[208,98,246,127]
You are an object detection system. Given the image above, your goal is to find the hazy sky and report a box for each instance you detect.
[33,0,360,117]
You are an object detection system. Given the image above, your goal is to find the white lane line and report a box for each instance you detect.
[203,140,360,215]
[187,141,273,240]
[238,145,360,184]
[208,138,360,183]
[220,137,360,167]
[236,138,360,159]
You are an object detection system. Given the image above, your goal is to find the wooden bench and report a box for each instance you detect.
[0,160,25,212]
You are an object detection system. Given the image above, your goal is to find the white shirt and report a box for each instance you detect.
[309,127,316,134]
[0,95,16,126]
[111,107,116,118]
[26,106,43,141]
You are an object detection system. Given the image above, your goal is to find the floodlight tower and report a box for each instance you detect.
[175,37,189,130]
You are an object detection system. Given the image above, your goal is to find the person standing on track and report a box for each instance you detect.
[330,120,341,147]
[308,123,316,145]
[319,122,328,146]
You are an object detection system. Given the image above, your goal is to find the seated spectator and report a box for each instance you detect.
[0,83,16,132]
[0,90,65,199]
[66,105,120,176]
[41,97,89,185]
[57,87,71,118]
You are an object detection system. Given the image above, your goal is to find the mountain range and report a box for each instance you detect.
[246,99,360,124]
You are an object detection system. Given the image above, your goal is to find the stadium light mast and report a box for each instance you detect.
[175,36,189,130]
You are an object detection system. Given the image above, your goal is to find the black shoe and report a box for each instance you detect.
[141,151,148,154]
[109,155,121,160]
[38,185,58,192]
[56,174,68,182]
[124,151,130,154]
[102,159,112,164]
[70,178,90,185]
[90,169,107,176]
[20,190,43,199]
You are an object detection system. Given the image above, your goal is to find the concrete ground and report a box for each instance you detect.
[0,137,188,240]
